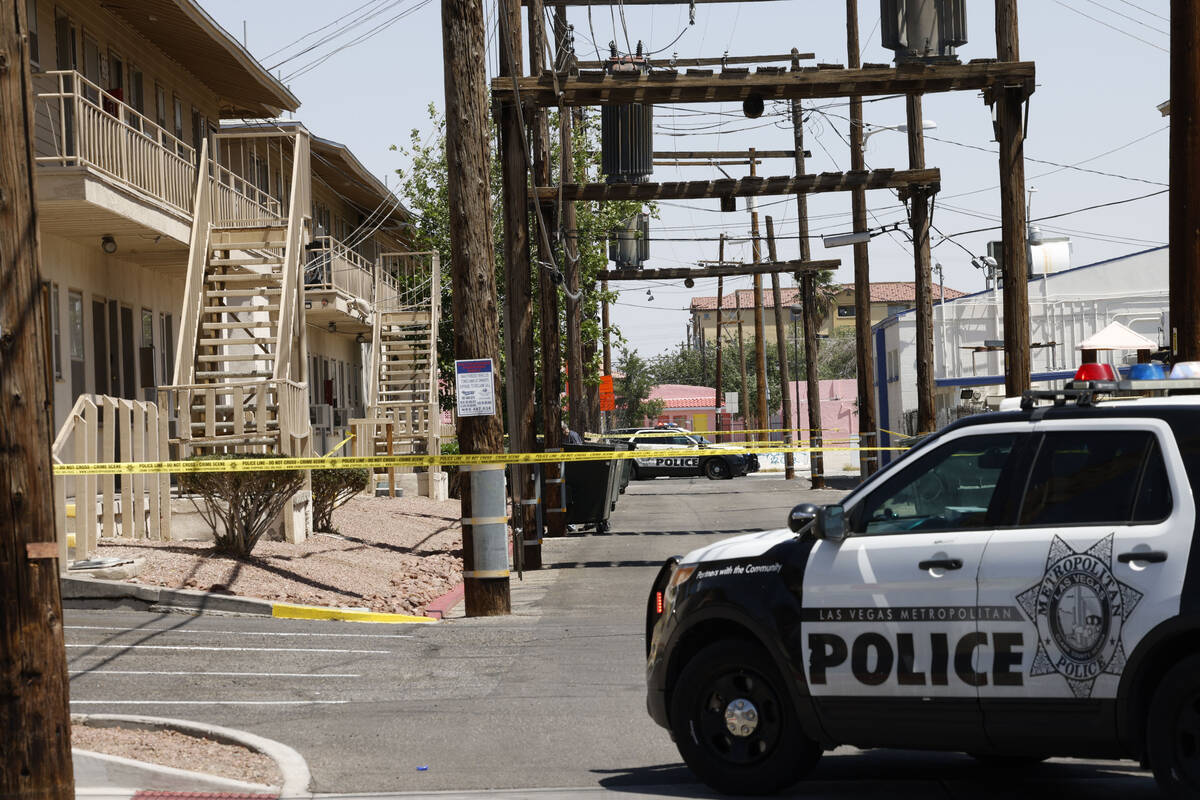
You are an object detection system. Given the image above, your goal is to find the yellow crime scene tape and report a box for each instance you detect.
[52,443,908,477]
[588,426,846,439]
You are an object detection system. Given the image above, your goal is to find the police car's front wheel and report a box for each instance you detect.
[1148,653,1200,798]
[704,458,731,480]
[669,640,819,795]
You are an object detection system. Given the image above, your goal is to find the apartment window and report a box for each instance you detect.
[128,66,144,116]
[191,108,206,161]
[81,35,100,99]
[50,282,61,379]
[67,290,83,395]
[26,0,39,68]
[837,305,856,318]
[172,95,184,142]
[107,50,124,98]
[155,84,166,130]
[53,11,75,70]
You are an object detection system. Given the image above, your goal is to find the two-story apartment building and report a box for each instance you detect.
[30,0,440,549]
[687,282,967,347]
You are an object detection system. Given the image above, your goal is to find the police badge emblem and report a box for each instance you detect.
[1016,534,1143,699]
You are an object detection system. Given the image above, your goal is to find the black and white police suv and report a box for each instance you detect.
[605,426,759,481]
[646,378,1200,797]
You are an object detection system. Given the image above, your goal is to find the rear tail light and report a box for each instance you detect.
[655,591,664,615]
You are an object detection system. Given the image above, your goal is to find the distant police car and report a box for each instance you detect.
[646,378,1200,797]
[606,426,759,481]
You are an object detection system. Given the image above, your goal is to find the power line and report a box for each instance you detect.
[1079,0,1169,36]
[935,188,1169,244]
[1051,0,1169,53]
[259,0,387,61]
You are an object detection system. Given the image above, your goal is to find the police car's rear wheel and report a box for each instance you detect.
[670,640,819,795]
[704,458,730,480]
[1148,653,1200,798]
[630,463,642,481]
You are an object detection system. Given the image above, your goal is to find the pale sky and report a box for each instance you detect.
[203,0,1171,357]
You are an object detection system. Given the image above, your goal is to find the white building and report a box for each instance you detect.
[873,246,1169,450]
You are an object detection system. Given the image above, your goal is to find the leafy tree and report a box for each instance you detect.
[614,348,665,427]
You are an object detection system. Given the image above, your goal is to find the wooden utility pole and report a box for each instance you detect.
[790,52,824,488]
[558,9,585,436]
[602,278,611,431]
[847,0,878,476]
[713,234,725,442]
[498,0,537,570]
[907,93,936,434]
[765,217,795,479]
[737,313,748,439]
[1171,0,1199,360]
[1,0,75,795]
[529,0,554,555]
[993,0,1031,394]
[443,0,510,613]
[749,149,769,434]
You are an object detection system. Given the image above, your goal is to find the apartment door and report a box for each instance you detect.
[107,300,120,398]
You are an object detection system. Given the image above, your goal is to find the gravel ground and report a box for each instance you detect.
[96,494,463,615]
[72,724,283,786]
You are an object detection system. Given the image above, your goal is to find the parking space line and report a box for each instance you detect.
[65,625,413,639]
[69,670,361,678]
[66,644,388,654]
[70,700,351,706]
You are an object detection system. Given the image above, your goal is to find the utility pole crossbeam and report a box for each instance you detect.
[905,93,936,436]
[490,61,1036,106]
[529,168,942,201]
[991,0,1032,396]
[765,218,795,480]
[603,259,838,281]
[443,0,510,614]
[577,53,815,71]
[1,0,76,795]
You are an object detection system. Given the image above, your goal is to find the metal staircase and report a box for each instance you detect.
[364,252,441,459]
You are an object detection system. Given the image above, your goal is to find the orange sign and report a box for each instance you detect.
[599,375,616,411]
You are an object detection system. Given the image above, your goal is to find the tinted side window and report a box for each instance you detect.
[1134,438,1173,522]
[1019,430,1167,526]
[857,433,1022,534]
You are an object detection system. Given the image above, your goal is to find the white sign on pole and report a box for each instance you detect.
[724,391,739,415]
[455,359,496,417]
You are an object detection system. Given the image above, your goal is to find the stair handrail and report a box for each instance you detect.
[173,137,212,386]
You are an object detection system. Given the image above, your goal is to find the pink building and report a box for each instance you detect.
[787,379,859,445]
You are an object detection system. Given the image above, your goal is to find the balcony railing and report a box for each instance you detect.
[33,70,285,225]
[34,70,197,214]
[304,236,377,303]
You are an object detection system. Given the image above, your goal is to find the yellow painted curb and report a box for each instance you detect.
[271,602,437,624]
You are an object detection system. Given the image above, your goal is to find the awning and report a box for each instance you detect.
[1078,321,1158,351]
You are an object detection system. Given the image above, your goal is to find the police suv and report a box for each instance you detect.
[606,426,759,481]
[646,379,1200,797]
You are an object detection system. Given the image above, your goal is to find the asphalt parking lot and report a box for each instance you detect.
[65,475,1159,798]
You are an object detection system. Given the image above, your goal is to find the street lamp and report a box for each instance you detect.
[861,119,938,151]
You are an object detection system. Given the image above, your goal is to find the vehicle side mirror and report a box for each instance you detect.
[820,505,847,543]
[788,503,819,533]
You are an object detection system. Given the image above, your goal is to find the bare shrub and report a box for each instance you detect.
[179,454,305,557]
[311,468,369,532]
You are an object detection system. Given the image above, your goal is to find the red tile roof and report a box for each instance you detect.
[650,383,721,409]
[688,282,966,311]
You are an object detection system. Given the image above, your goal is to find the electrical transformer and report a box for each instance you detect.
[601,43,653,184]
[881,0,967,64]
